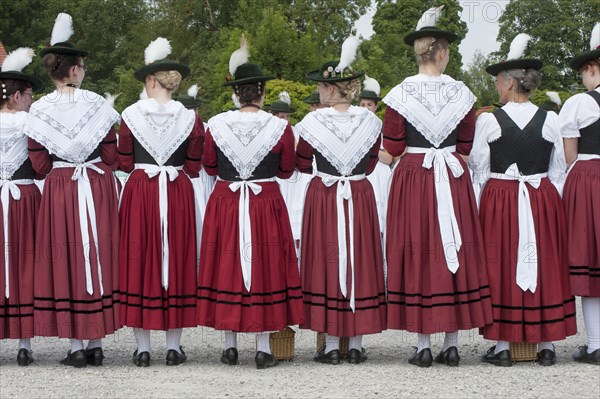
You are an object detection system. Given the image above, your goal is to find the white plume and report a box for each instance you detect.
[362,75,381,95]
[416,5,444,30]
[232,93,241,109]
[278,91,291,105]
[1,47,35,72]
[546,91,561,106]
[336,36,360,73]
[187,84,198,99]
[104,92,120,108]
[144,37,172,65]
[229,34,249,76]
[50,13,74,45]
[506,33,531,60]
[139,87,148,100]
[590,22,600,50]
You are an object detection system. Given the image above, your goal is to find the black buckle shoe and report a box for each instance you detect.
[255,351,278,370]
[314,348,341,365]
[537,348,556,366]
[59,350,87,368]
[17,348,34,367]
[347,348,368,364]
[408,348,433,368]
[85,347,104,366]
[481,346,512,367]
[166,346,187,366]
[572,346,600,365]
[133,350,151,367]
[434,346,460,367]
[221,347,238,366]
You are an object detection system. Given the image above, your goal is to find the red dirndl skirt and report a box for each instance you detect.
[386,153,493,333]
[33,164,121,339]
[119,170,198,330]
[197,180,304,332]
[300,177,387,337]
[0,183,40,339]
[480,178,577,342]
[563,159,600,297]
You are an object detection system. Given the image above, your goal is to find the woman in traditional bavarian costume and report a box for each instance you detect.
[296,37,386,365]
[118,38,203,367]
[560,23,600,365]
[25,13,121,368]
[470,34,576,367]
[382,6,492,367]
[0,48,43,366]
[197,37,303,369]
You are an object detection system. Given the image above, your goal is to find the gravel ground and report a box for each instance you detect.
[1,299,598,399]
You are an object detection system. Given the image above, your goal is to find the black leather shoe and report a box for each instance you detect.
[166,346,187,366]
[481,346,512,367]
[132,350,151,367]
[313,348,341,365]
[85,347,104,366]
[408,348,433,368]
[537,349,556,366]
[17,348,34,366]
[221,348,238,366]
[255,351,278,369]
[434,346,460,367]
[347,348,368,364]
[59,350,87,368]
[572,346,600,365]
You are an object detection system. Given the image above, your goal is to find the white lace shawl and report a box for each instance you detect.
[383,74,476,147]
[0,112,28,179]
[207,110,288,180]
[121,99,196,166]
[295,106,382,176]
[25,89,119,163]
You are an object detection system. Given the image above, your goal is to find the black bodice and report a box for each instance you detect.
[216,149,281,181]
[132,136,188,166]
[578,90,600,156]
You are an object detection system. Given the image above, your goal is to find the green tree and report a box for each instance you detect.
[462,50,497,107]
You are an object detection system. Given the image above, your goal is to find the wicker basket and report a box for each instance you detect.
[316,333,349,358]
[269,327,296,361]
[510,342,537,362]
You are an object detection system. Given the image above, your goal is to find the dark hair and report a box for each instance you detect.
[503,68,542,93]
[581,59,600,72]
[42,52,82,81]
[0,79,32,109]
[234,81,264,104]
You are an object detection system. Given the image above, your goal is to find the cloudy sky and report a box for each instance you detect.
[354,0,509,68]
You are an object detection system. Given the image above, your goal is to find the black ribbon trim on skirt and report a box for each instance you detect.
[33,302,120,314]
[121,302,196,310]
[197,286,302,297]
[491,297,575,311]
[0,312,33,318]
[197,295,303,307]
[388,294,491,308]
[493,312,576,325]
[302,291,386,303]
[34,293,121,305]
[387,285,490,299]
[302,300,386,312]
[120,292,197,301]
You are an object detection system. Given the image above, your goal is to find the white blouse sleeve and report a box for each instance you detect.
[543,112,568,194]
[468,112,496,204]
[559,92,600,138]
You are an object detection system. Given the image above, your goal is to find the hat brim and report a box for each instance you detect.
[403,29,460,46]
[0,71,44,92]
[39,46,89,57]
[177,98,202,109]
[570,49,600,70]
[359,91,382,101]
[485,59,543,76]
[134,62,191,82]
[223,76,275,86]
[266,105,296,113]
[306,69,365,82]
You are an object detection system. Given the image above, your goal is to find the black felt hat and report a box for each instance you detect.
[403,26,460,46]
[0,47,44,92]
[306,61,364,83]
[223,62,274,86]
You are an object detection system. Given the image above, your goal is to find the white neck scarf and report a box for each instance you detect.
[0,112,28,180]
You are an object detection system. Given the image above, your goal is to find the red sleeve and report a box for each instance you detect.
[28,138,52,177]
[117,120,135,173]
[296,137,314,174]
[202,128,218,176]
[100,126,118,171]
[456,107,476,156]
[183,116,205,178]
[365,134,382,175]
[276,124,296,179]
[382,107,406,157]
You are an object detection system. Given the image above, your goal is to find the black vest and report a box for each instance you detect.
[216,149,281,181]
[489,108,553,175]
[577,90,600,156]
[10,158,35,180]
[51,146,101,163]
[132,136,188,167]
[314,149,373,177]
[405,121,458,148]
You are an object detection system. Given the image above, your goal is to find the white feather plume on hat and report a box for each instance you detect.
[104,92,120,108]
[50,13,74,45]
[545,91,561,106]
[336,36,360,73]
[229,34,249,76]
[187,84,198,99]
[139,87,148,100]
[278,91,291,105]
[232,93,241,109]
[416,5,444,30]
[506,33,532,60]
[362,75,380,96]
[590,22,600,50]
[145,37,172,65]
[1,48,35,72]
